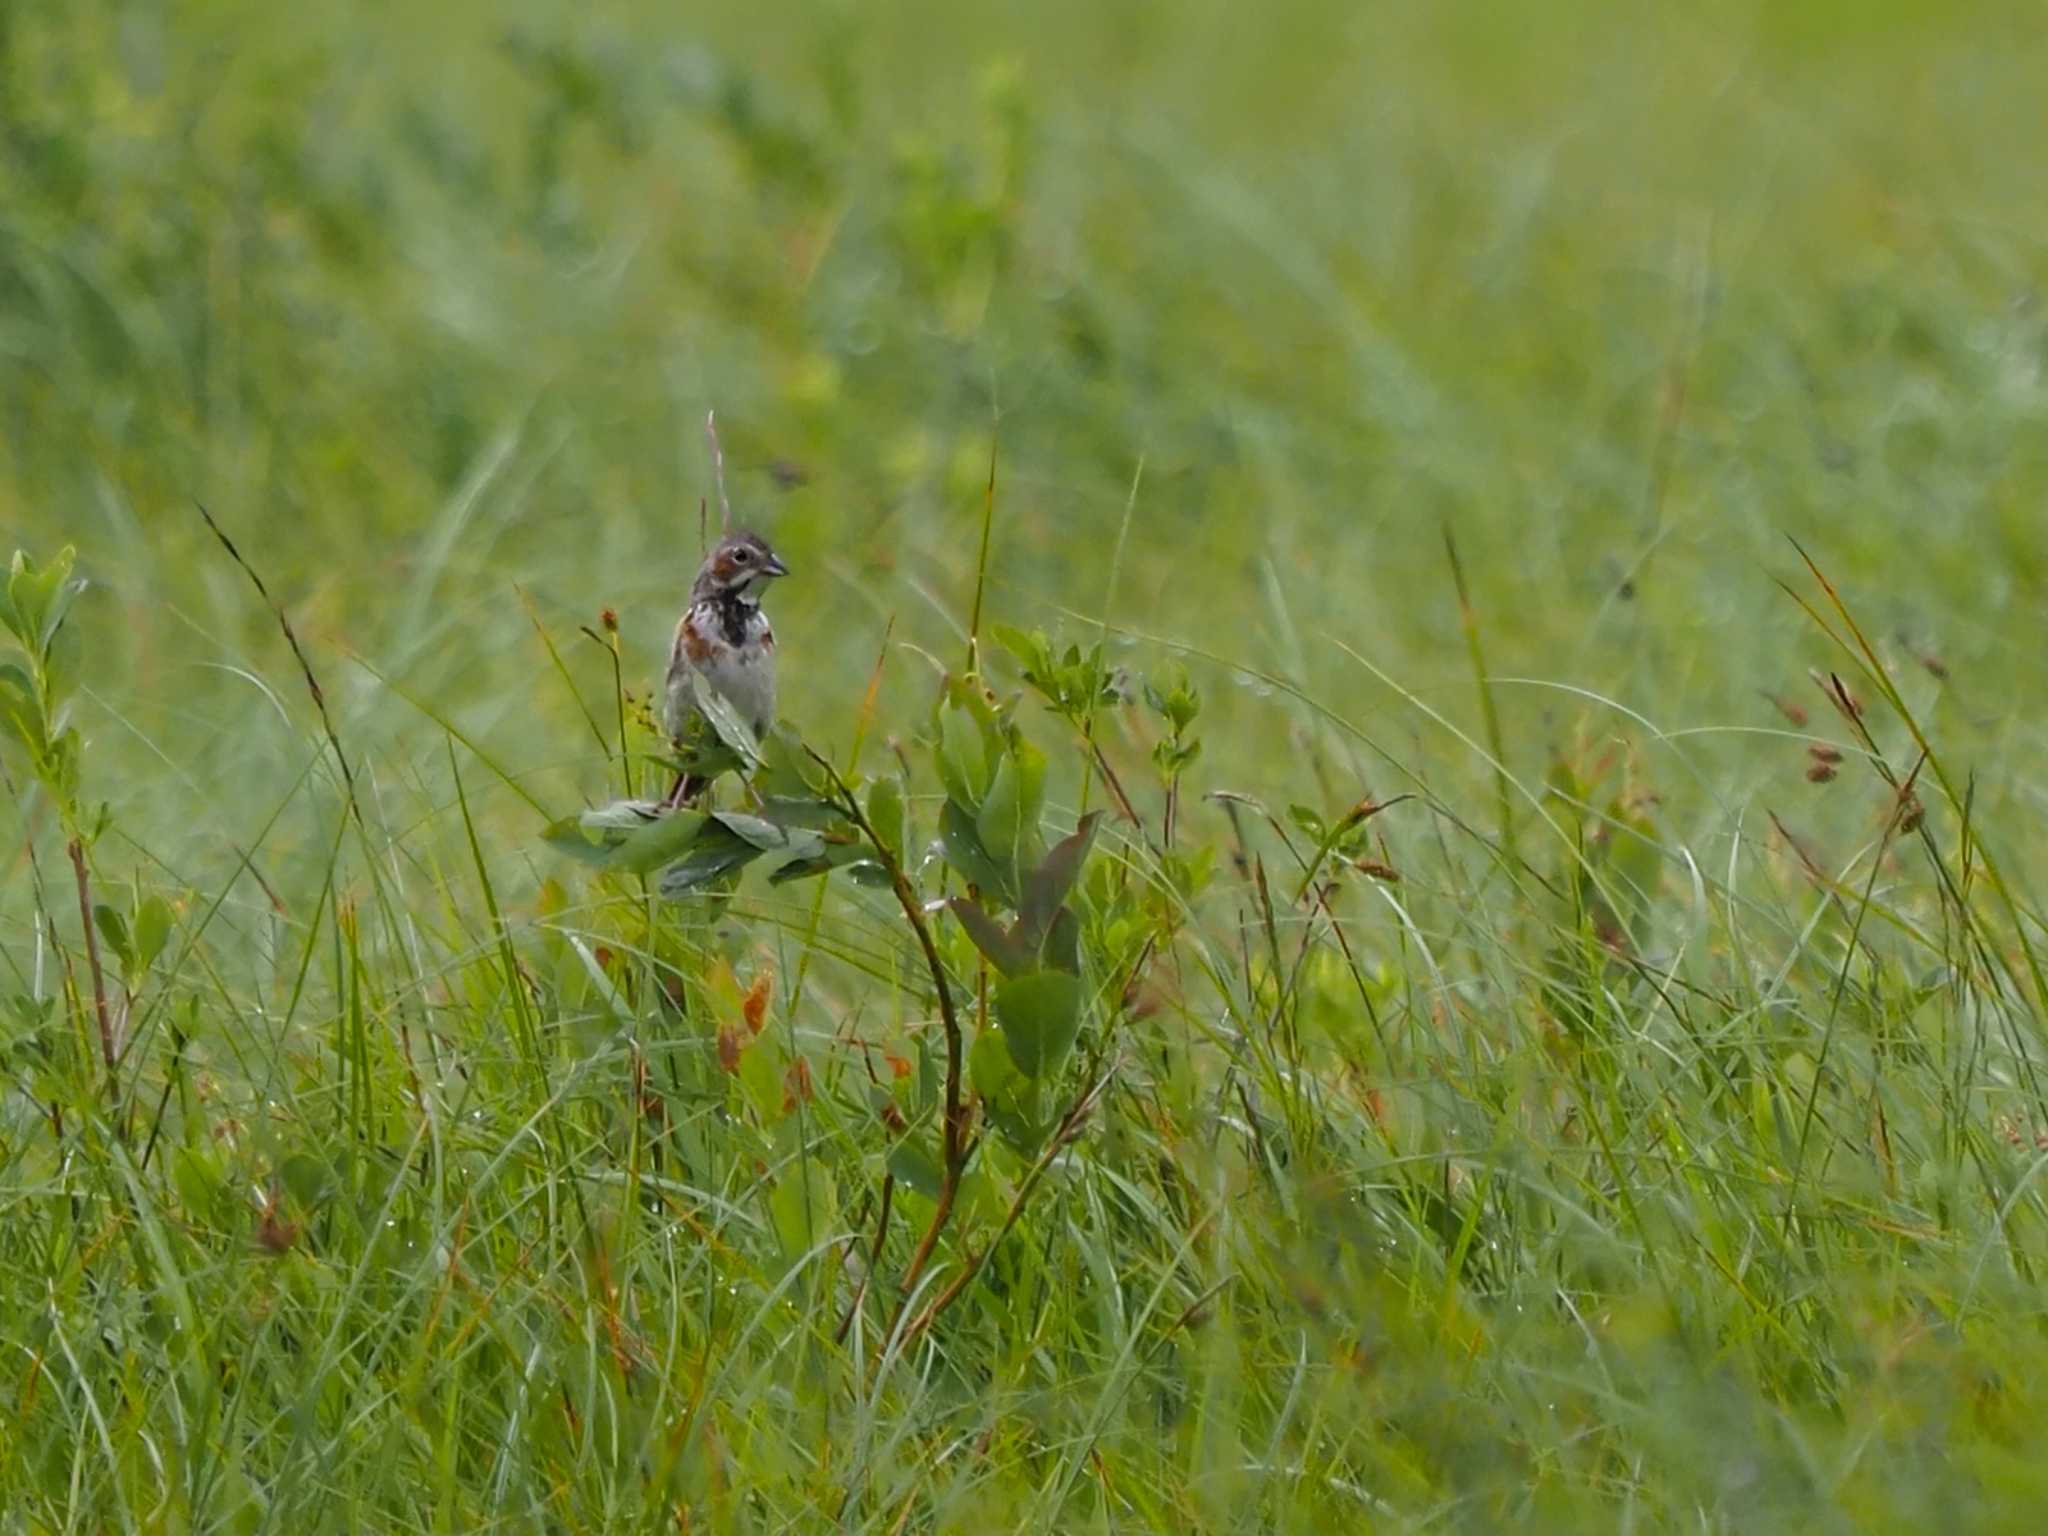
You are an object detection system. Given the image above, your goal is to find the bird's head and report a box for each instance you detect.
[693,529,790,603]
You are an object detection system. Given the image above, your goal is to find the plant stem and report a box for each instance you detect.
[68,837,116,1091]
[807,748,970,1306]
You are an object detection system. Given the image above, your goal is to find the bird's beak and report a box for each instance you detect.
[762,552,791,579]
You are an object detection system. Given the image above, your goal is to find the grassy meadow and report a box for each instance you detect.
[8,0,2048,1527]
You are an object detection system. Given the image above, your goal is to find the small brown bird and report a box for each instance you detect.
[662,528,790,805]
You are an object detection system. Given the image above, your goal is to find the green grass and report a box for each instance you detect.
[8,0,2048,1528]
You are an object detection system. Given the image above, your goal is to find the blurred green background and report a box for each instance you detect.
[9,0,2048,873]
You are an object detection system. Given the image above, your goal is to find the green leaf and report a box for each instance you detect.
[93,904,132,970]
[767,839,877,885]
[39,623,79,716]
[0,662,41,753]
[607,810,721,876]
[710,811,822,858]
[866,775,906,863]
[1017,811,1101,952]
[948,897,1031,976]
[769,1165,835,1267]
[737,1030,783,1120]
[39,577,86,653]
[6,547,73,659]
[1041,906,1083,978]
[886,1139,945,1201]
[971,1029,1047,1152]
[937,701,990,810]
[991,623,1051,682]
[542,816,622,867]
[754,795,849,831]
[995,969,1084,1080]
[132,895,174,973]
[657,831,763,895]
[975,751,1024,862]
[5,552,48,650]
[692,672,762,770]
[580,798,672,830]
[1288,804,1328,846]
[970,1028,1021,1100]
[543,804,712,875]
[939,799,1017,904]
[1014,735,1047,831]
[752,723,829,799]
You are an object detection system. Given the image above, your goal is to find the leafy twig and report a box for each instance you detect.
[901,1061,1112,1343]
[804,746,971,1305]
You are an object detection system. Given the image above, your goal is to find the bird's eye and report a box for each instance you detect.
[732,547,752,563]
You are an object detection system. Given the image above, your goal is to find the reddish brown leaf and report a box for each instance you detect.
[782,1056,813,1112]
[742,972,773,1036]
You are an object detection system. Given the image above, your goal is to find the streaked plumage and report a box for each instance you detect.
[662,529,789,804]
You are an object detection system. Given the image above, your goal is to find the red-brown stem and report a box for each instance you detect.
[836,1173,894,1345]
[806,748,969,1311]
[902,1069,1109,1343]
[68,838,116,1089]
[887,847,967,1305]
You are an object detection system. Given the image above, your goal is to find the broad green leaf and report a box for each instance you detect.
[711,811,821,856]
[767,840,877,885]
[754,795,849,831]
[886,1139,945,1201]
[948,897,1031,977]
[1012,736,1048,848]
[975,751,1025,861]
[617,815,719,877]
[542,816,622,867]
[970,1028,1021,1099]
[544,806,710,875]
[866,775,906,863]
[995,969,1084,1080]
[737,1028,784,1120]
[657,833,762,895]
[39,577,86,652]
[1017,811,1101,951]
[937,701,990,809]
[991,623,1051,680]
[579,798,671,830]
[692,672,762,770]
[1041,906,1083,978]
[972,1029,1047,1152]
[769,1165,835,1268]
[93,904,132,969]
[752,723,828,799]
[939,798,1017,904]
[5,553,50,649]
[1288,804,1328,846]
[132,895,174,973]
[0,662,40,752]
